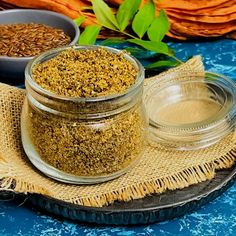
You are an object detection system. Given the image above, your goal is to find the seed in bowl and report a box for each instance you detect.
[0,23,71,57]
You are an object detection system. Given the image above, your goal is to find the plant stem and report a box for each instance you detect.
[100,25,184,65]
[171,55,184,64]
[111,28,138,39]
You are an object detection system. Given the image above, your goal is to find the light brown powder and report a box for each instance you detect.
[28,48,145,177]
[32,48,138,97]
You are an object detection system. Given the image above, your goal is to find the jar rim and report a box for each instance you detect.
[25,45,144,102]
[145,72,236,130]
[145,71,236,150]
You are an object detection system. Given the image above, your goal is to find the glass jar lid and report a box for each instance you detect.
[144,72,236,150]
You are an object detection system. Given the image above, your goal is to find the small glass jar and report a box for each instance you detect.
[144,72,236,150]
[21,46,147,184]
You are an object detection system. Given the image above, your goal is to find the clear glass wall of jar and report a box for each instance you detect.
[21,46,147,184]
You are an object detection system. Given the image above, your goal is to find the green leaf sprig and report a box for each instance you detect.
[74,0,182,69]
[132,1,155,39]
[116,0,141,32]
[78,25,101,45]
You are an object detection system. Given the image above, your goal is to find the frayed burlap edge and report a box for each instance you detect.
[1,147,235,207]
[0,55,236,207]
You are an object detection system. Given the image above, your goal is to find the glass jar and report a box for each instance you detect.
[21,46,147,184]
[144,72,236,150]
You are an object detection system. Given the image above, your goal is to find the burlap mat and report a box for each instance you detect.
[0,56,236,207]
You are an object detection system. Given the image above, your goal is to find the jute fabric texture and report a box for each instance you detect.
[0,56,235,207]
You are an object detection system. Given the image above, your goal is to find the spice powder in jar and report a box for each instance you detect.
[22,46,147,183]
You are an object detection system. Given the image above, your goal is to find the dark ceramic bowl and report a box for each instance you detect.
[0,9,80,84]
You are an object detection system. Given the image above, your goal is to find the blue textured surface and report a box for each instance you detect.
[0,39,236,235]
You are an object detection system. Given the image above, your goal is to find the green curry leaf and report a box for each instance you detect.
[100,38,126,46]
[74,16,85,27]
[92,0,119,30]
[147,9,170,42]
[132,0,155,38]
[128,39,170,56]
[146,60,178,69]
[79,25,101,45]
[116,0,141,31]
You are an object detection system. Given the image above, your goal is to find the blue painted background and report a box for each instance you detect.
[0,39,236,235]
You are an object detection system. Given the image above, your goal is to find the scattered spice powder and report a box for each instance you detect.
[32,48,138,97]
[0,23,71,57]
[28,48,146,176]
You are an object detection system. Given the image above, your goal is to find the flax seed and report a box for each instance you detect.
[0,23,71,57]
